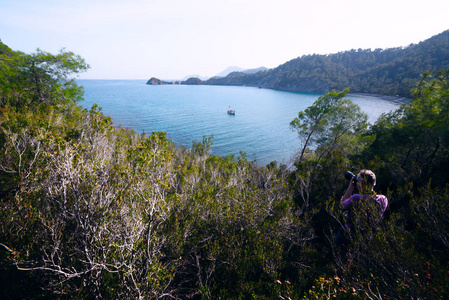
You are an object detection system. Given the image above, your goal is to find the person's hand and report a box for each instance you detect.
[347,178,356,191]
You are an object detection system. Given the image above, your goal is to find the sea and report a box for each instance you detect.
[77,80,400,167]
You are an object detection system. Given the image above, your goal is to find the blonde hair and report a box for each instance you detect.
[358,169,376,186]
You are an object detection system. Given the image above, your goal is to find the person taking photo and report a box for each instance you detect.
[335,169,388,246]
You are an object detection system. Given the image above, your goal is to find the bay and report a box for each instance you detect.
[77,80,399,166]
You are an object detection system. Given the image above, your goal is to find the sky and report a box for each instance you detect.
[1,0,449,80]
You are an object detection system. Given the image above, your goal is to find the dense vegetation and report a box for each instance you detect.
[170,30,449,98]
[1,41,449,299]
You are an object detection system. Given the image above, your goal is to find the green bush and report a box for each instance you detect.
[1,42,449,299]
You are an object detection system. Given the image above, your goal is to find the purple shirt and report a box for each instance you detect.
[342,194,388,229]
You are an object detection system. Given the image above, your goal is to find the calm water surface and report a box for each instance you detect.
[78,80,399,166]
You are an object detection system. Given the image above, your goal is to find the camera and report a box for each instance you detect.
[345,171,358,183]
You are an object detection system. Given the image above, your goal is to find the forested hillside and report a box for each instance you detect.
[187,30,449,97]
[1,42,449,299]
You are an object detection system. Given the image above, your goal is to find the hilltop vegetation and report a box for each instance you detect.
[1,42,449,299]
[150,30,449,98]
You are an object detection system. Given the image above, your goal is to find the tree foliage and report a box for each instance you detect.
[361,69,449,193]
[290,88,368,163]
[0,43,88,107]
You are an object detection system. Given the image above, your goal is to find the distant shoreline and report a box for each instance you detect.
[78,79,410,104]
[348,93,410,104]
[144,77,411,104]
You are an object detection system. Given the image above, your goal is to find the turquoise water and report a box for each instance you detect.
[77,80,399,166]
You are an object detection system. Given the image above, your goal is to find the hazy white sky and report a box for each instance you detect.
[1,0,448,80]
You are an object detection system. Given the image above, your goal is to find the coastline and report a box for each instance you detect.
[348,92,410,104]
[146,78,411,104]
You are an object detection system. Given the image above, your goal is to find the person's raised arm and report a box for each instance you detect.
[340,179,356,210]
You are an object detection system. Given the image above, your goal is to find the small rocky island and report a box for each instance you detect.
[146,77,182,85]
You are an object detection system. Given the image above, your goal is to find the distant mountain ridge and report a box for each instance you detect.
[148,30,449,97]
[179,66,269,81]
[214,66,245,77]
[241,66,268,74]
